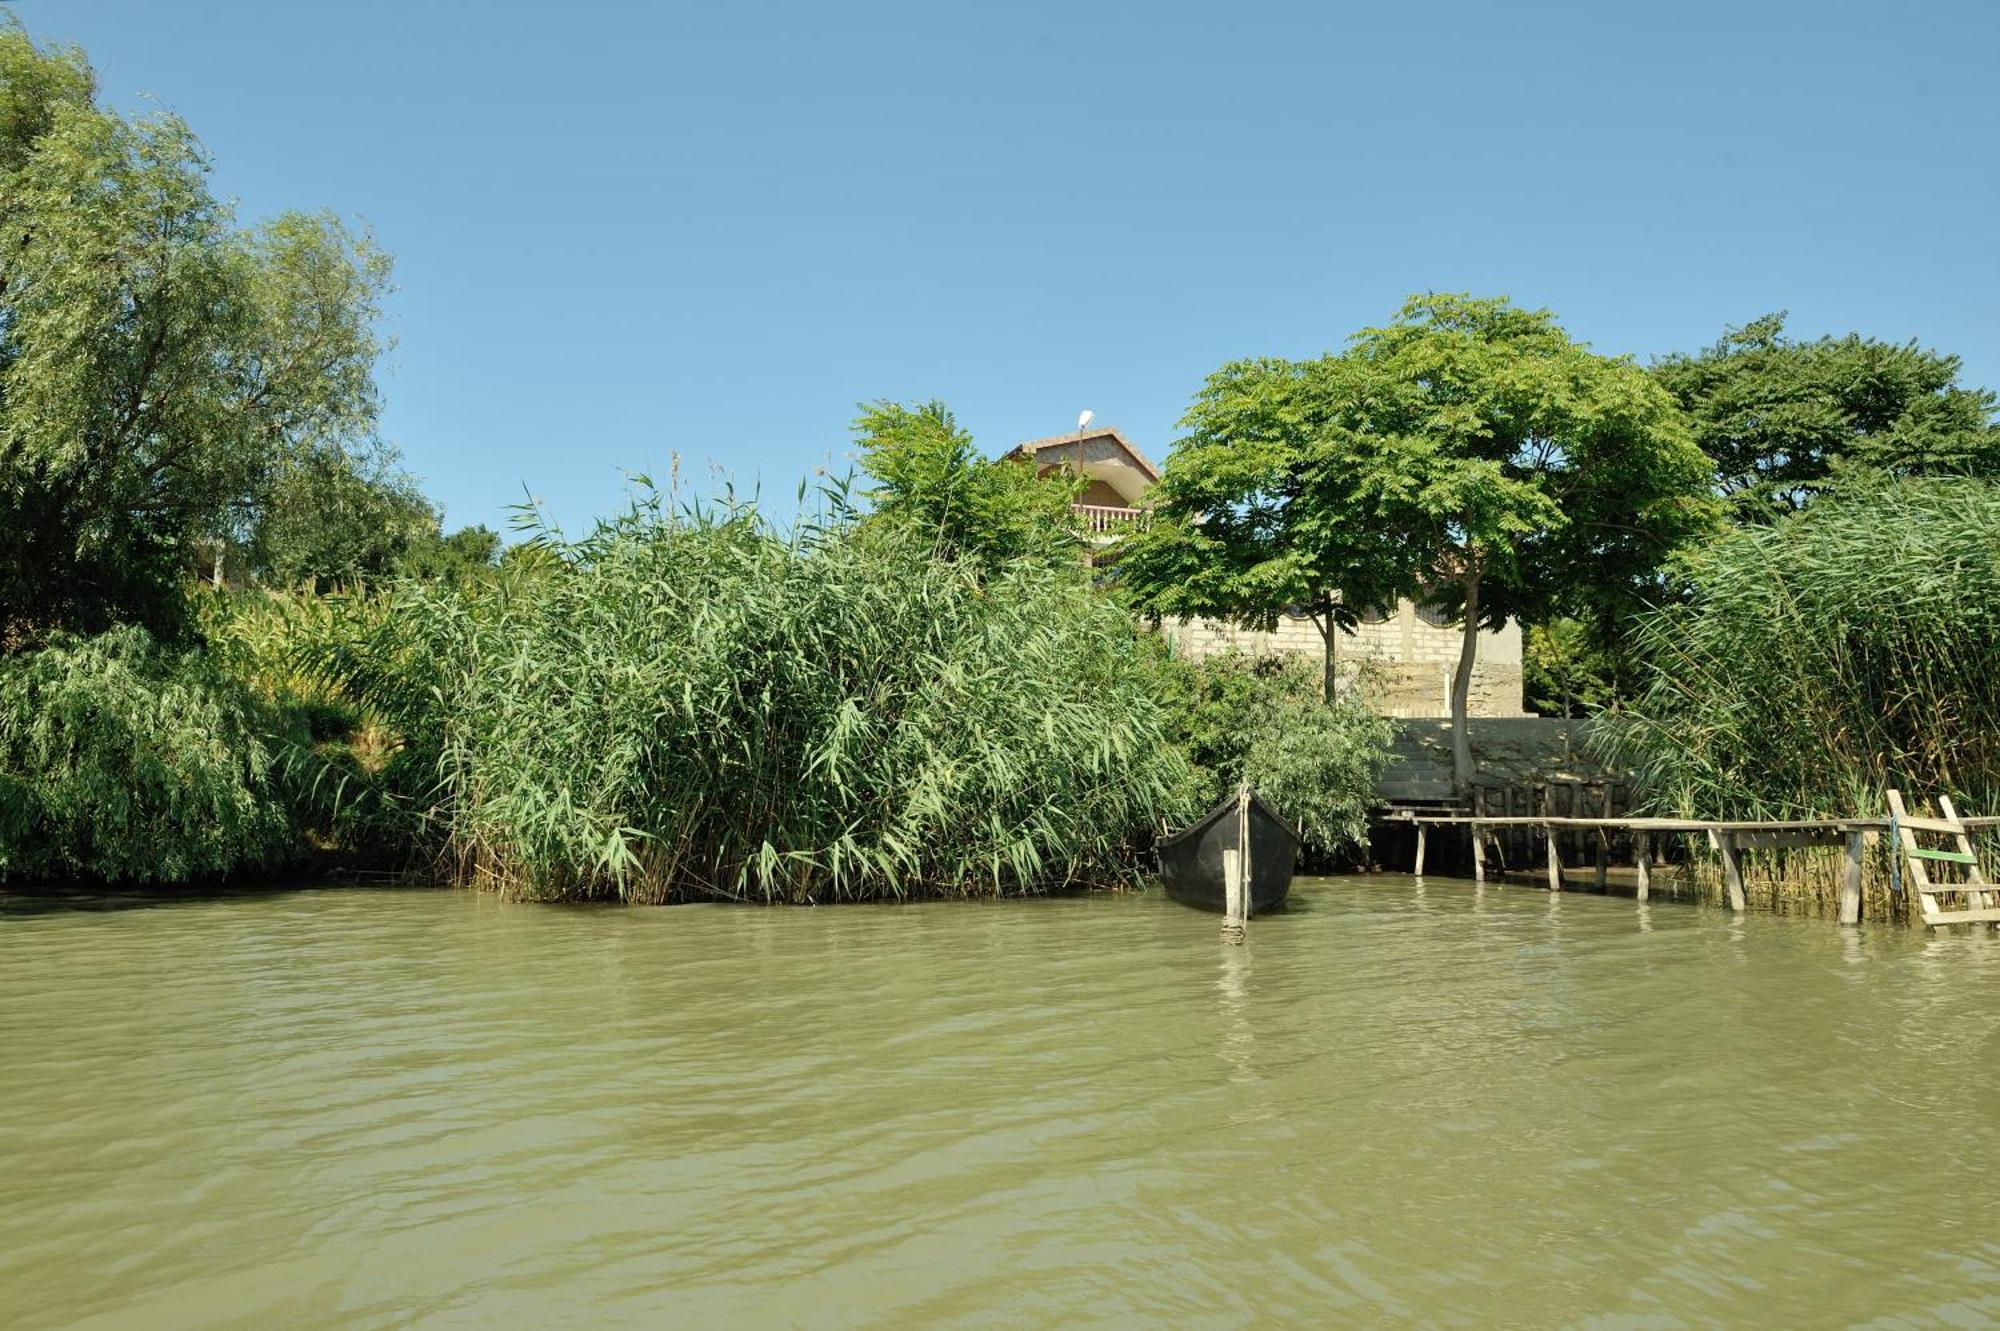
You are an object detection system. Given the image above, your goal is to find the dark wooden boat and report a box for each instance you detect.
[1157,786,1298,915]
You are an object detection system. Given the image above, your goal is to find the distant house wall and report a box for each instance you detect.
[1006,428,1530,717]
[1073,478,1129,508]
[1160,604,1528,718]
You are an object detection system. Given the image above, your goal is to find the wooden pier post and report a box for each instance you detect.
[1222,783,1250,944]
[1718,831,1748,911]
[1545,823,1564,892]
[1840,829,1864,925]
[1414,823,1427,877]
[1471,787,1487,884]
[1634,831,1652,902]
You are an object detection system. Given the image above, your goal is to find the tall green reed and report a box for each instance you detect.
[1597,476,2000,821]
[312,489,1199,902]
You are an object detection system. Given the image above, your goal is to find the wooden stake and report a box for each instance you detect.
[1221,850,1245,944]
[1635,831,1652,902]
[1471,787,1487,884]
[1840,829,1864,925]
[1718,831,1747,911]
[1222,783,1250,944]
[1414,823,1427,877]
[1545,823,1564,892]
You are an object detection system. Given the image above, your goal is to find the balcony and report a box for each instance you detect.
[1074,503,1147,536]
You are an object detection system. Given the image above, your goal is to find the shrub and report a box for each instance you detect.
[0,627,297,882]
[1156,651,1392,856]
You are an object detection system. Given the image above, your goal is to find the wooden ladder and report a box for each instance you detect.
[1885,789,2000,927]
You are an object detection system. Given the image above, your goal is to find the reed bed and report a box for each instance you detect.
[311,493,1199,902]
[1597,476,2000,824]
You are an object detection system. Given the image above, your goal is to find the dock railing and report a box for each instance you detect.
[1382,809,2000,927]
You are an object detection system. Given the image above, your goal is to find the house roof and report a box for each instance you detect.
[1002,427,1162,483]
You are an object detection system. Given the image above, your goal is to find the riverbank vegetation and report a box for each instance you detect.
[9,15,2000,899]
[1156,654,1391,861]
[1596,476,2000,820]
[305,490,1200,902]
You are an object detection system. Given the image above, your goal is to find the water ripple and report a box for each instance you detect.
[2,880,1998,1327]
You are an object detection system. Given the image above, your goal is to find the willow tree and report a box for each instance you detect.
[0,21,390,645]
[1127,295,1716,793]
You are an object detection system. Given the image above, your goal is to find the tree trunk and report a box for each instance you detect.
[1450,571,1481,797]
[1311,603,1338,705]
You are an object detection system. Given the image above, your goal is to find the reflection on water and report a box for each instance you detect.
[3,877,1999,1328]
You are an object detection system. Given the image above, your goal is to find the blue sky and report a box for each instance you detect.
[18,0,2000,537]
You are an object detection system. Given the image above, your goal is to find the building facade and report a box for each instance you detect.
[1003,426,1529,718]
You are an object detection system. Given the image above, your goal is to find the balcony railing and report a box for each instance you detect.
[1074,503,1147,535]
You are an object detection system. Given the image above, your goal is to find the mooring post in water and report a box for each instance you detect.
[1841,829,1865,925]
[1222,783,1249,944]
[1470,788,1487,884]
[1634,831,1652,902]
[1414,823,1427,877]
[1717,831,1748,911]
[1545,823,1564,892]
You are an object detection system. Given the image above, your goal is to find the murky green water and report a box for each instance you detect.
[3,879,1999,1328]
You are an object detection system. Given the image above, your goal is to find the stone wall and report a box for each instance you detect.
[1160,601,1528,718]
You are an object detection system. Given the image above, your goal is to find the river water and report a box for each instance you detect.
[3,878,1998,1328]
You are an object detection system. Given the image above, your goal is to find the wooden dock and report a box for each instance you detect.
[1383,802,2000,927]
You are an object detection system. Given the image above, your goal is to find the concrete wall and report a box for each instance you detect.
[1160,602,1528,718]
[1378,717,1616,802]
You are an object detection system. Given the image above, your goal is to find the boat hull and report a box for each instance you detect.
[1157,791,1298,915]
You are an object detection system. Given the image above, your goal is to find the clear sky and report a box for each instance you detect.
[16,0,2000,537]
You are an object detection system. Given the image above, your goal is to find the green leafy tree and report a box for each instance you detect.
[854,400,1084,572]
[1523,617,1616,720]
[1115,359,1413,704]
[240,445,439,590]
[1131,295,1715,792]
[1654,313,2000,520]
[0,20,390,646]
[399,523,503,583]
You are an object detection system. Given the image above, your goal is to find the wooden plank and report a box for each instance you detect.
[1718,830,1748,911]
[1926,907,2000,925]
[1887,788,1943,924]
[1910,847,1977,865]
[1731,829,1847,851]
[1840,830,1863,925]
[1635,831,1652,902]
[1939,794,1995,912]
[1886,814,1968,837]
